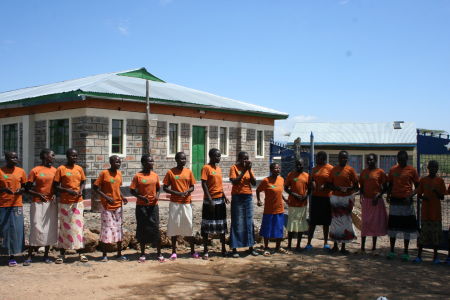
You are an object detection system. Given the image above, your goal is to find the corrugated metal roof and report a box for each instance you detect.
[0,68,288,119]
[288,122,417,145]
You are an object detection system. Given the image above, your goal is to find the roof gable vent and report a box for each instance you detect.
[393,121,404,129]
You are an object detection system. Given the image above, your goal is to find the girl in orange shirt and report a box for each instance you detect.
[359,153,388,253]
[326,150,358,254]
[24,149,57,265]
[93,155,128,262]
[130,154,163,262]
[54,148,87,263]
[284,158,309,251]
[229,151,258,258]
[414,160,446,264]
[163,152,198,260]
[200,148,229,259]
[0,151,26,267]
[257,162,287,256]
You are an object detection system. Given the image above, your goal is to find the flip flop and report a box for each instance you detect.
[305,244,313,251]
[263,250,271,257]
[202,253,209,260]
[249,250,259,256]
[100,256,108,262]
[157,255,166,263]
[400,253,410,262]
[23,259,32,266]
[432,258,441,265]
[232,252,240,258]
[276,248,287,254]
[412,257,422,263]
[117,256,128,262]
[8,259,17,267]
[43,257,52,264]
[138,256,146,263]
[386,252,397,260]
[80,255,89,263]
[169,253,177,261]
[55,257,64,264]
[191,252,200,259]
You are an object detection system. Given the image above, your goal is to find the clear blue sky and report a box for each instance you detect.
[1,0,450,140]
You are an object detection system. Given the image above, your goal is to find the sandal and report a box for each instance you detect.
[276,248,287,254]
[80,255,89,263]
[191,252,200,259]
[157,255,166,263]
[169,253,177,261]
[305,244,313,251]
[400,253,410,262]
[412,257,422,263]
[23,259,32,266]
[386,252,397,260]
[249,250,259,256]
[8,259,17,267]
[232,252,240,258]
[432,258,441,265]
[340,249,350,255]
[43,257,52,264]
[117,255,128,262]
[55,257,64,264]
[202,253,209,260]
[138,256,146,263]
[100,256,108,262]
[263,250,271,257]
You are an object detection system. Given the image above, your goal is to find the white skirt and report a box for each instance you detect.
[167,202,194,237]
[29,201,58,246]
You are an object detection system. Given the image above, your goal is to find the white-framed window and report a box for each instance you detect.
[256,130,264,157]
[2,123,19,155]
[168,123,180,156]
[110,118,126,156]
[219,127,228,156]
[48,118,70,156]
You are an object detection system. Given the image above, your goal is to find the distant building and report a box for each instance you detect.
[0,68,288,184]
[287,121,416,173]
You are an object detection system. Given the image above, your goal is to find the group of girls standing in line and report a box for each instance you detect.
[1,147,449,267]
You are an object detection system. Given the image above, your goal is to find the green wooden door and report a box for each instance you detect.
[192,126,206,180]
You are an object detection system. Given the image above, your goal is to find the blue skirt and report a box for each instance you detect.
[260,213,285,239]
[0,207,25,255]
[230,194,255,248]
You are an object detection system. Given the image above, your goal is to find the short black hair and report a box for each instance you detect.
[317,151,327,159]
[175,152,185,160]
[270,162,279,170]
[39,148,53,160]
[367,153,378,161]
[209,148,220,157]
[109,155,120,164]
[141,154,152,164]
[237,151,248,160]
[66,148,77,157]
[338,150,348,157]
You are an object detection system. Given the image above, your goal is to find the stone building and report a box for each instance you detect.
[0,68,288,185]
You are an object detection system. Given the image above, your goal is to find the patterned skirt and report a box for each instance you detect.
[329,195,356,243]
[201,197,227,235]
[136,204,160,245]
[0,207,25,255]
[419,220,442,246]
[387,198,418,240]
[100,207,123,244]
[58,202,85,250]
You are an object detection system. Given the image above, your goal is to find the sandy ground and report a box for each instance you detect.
[1,199,449,300]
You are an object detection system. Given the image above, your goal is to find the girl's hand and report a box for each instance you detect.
[105,195,114,204]
[39,193,48,202]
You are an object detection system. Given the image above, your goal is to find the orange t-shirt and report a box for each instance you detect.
[28,166,57,203]
[257,176,285,214]
[229,164,254,195]
[201,164,223,199]
[328,165,358,197]
[311,164,333,197]
[94,170,123,210]
[359,168,387,199]
[163,167,196,204]
[388,165,419,199]
[285,171,309,207]
[130,172,160,206]
[0,166,27,207]
[417,176,446,221]
[54,164,86,204]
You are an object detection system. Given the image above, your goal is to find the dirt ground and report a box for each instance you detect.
[1,200,449,300]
